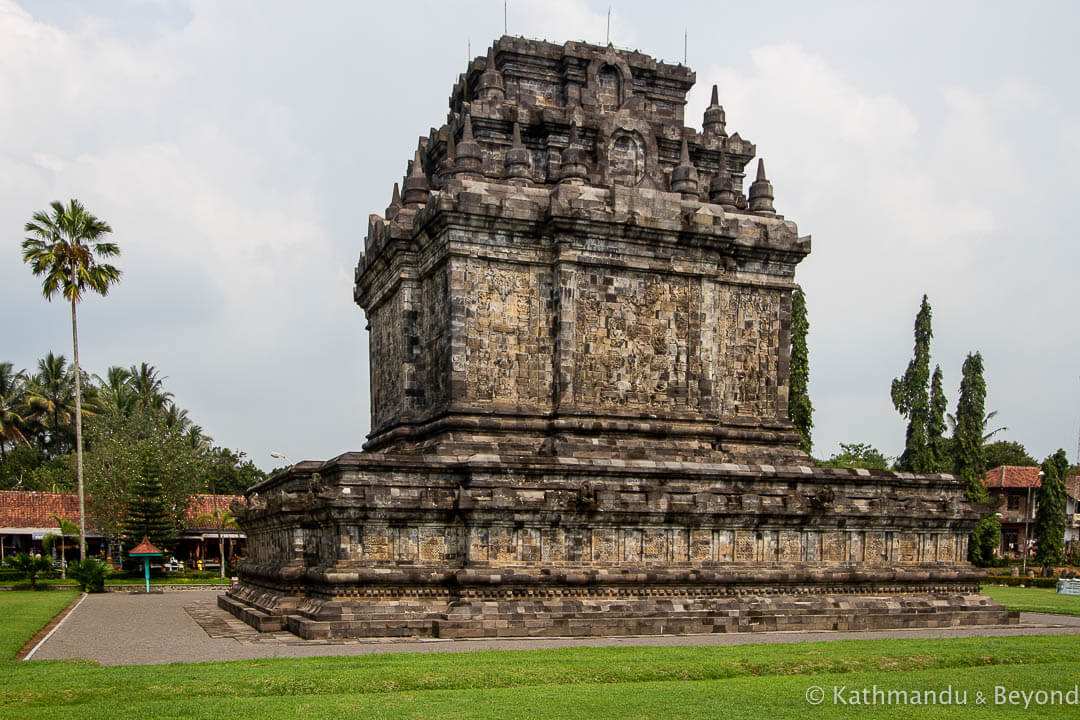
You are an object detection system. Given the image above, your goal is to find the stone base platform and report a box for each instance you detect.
[219,587,1017,641]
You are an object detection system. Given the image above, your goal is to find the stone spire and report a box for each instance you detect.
[559,122,589,184]
[505,121,532,183]
[703,84,727,138]
[708,151,736,209]
[441,132,457,175]
[747,158,775,214]
[401,149,430,206]
[670,137,700,198]
[385,181,402,220]
[476,46,505,102]
[453,112,483,178]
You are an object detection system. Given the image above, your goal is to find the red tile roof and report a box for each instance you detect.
[129,536,163,556]
[184,494,243,531]
[0,491,82,530]
[0,491,243,532]
[984,466,1042,489]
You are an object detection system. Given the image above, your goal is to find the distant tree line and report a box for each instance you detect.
[791,291,1075,568]
[0,354,265,551]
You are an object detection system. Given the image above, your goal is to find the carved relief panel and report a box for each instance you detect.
[573,270,690,410]
[369,299,403,430]
[459,259,551,408]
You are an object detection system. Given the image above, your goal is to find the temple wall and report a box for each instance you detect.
[252,522,970,569]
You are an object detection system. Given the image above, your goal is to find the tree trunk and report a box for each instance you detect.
[71,296,86,561]
[219,534,225,579]
[59,536,66,580]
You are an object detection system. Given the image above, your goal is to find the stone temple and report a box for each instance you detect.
[222,36,1015,639]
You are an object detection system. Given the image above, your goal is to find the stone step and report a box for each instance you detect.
[217,594,287,632]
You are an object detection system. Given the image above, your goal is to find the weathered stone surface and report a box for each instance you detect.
[225,36,1015,638]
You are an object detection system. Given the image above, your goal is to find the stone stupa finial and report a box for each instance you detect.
[747,158,776,214]
[505,121,532,183]
[454,112,483,178]
[386,181,402,219]
[559,122,589,184]
[476,45,505,102]
[703,84,727,138]
[671,137,700,198]
[402,149,430,206]
[709,150,736,208]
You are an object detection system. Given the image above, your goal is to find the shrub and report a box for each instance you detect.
[68,559,108,592]
[968,514,1001,567]
[3,553,53,590]
[984,575,1059,588]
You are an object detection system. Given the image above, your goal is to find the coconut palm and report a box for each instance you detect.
[946,409,1007,444]
[0,362,31,460]
[184,425,212,455]
[128,362,173,411]
[163,403,191,432]
[24,352,75,454]
[22,199,121,560]
[95,365,135,416]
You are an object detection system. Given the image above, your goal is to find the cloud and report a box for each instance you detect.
[689,43,1080,460]
[3,2,1078,470]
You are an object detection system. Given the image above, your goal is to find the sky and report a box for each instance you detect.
[2,0,1078,470]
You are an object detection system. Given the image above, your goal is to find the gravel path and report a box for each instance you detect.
[28,590,1080,666]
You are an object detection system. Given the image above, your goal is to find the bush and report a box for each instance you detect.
[984,575,1059,588]
[968,514,1002,567]
[3,552,53,590]
[68,559,108,592]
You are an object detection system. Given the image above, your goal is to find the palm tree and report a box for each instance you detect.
[4,552,53,590]
[128,362,173,411]
[194,505,238,579]
[162,403,191,432]
[25,352,76,455]
[184,425,212,455]
[947,409,1007,444]
[22,199,121,561]
[44,515,78,579]
[0,362,31,460]
[94,365,135,416]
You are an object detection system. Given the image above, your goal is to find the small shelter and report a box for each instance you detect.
[128,536,163,593]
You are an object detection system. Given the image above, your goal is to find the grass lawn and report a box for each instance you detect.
[3,591,1080,719]
[981,585,1080,616]
[0,590,78,659]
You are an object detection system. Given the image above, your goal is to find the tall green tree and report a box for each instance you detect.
[121,455,176,556]
[952,352,999,567]
[928,364,948,471]
[983,440,1038,469]
[22,199,121,560]
[789,286,813,454]
[891,295,934,472]
[954,352,988,501]
[83,405,203,541]
[1035,449,1069,568]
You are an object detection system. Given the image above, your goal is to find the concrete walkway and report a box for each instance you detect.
[28,590,1080,666]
